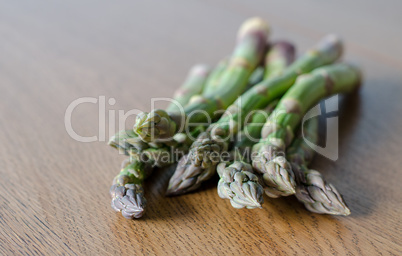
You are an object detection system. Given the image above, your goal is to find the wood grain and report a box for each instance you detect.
[0,0,401,255]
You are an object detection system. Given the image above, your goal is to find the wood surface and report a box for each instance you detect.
[1,0,401,255]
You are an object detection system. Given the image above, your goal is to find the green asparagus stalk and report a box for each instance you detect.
[216,103,276,209]
[166,41,295,196]
[134,17,270,142]
[287,117,351,215]
[252,63,361,198]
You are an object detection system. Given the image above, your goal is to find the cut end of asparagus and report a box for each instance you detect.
[134,109,177,142]
[267,41,296,67]
[237,17,270,40]
[235,17,270,67]
[295,169,351,216]
[314,34,343,64]
[110,183,146,219]
[189,64,211,77]
[217,162,264,209]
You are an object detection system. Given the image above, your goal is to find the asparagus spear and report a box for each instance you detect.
[166,42,295,196]
[110,125,207,219]
[109,64,212,219]
[110,124,208,219]
[134,17,270,142]
[110,158,152,219]
[217,103,277,209]
[110,143,180,220]
[287,117,351,215]
[252,63,361,198]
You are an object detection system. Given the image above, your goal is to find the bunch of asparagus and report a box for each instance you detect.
[107,17,361,219]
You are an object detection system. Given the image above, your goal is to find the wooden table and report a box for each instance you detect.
[1,1,401,255]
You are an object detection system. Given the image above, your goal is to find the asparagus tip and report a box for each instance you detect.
[166,156,216,196]
[343,207,351,216]
[255,156,297,197]
[296,170,351,216]
[110,184,147,219]
[188,133,227,169]
[165,177,200,197]
[134,109,177,142]
[217,162,264,209]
